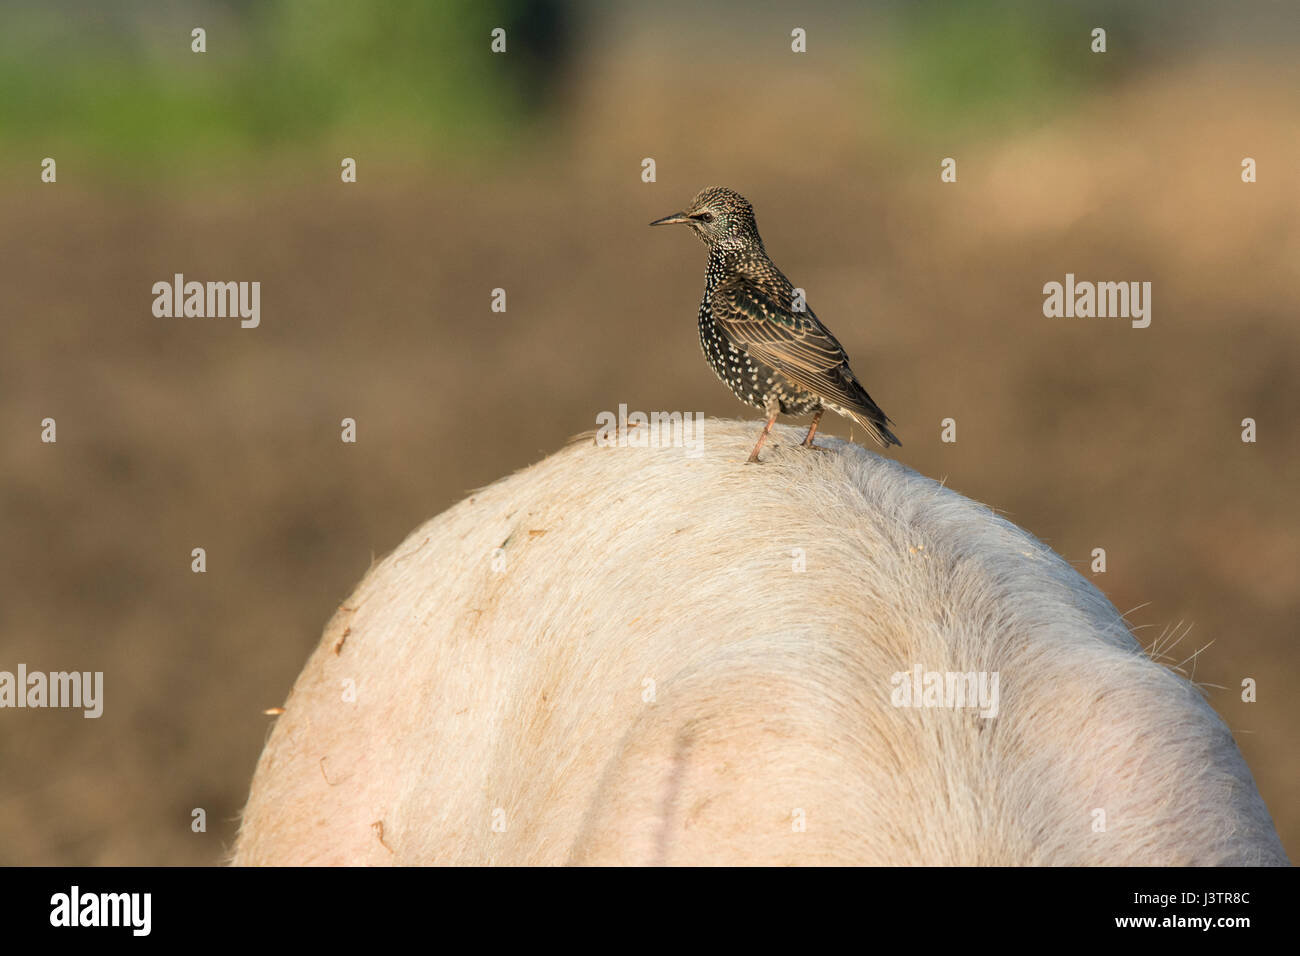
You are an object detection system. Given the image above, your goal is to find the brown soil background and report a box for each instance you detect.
[1,30,1296,864]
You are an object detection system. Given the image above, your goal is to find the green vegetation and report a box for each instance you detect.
[0,0,571,171]
[878,0,1141,136]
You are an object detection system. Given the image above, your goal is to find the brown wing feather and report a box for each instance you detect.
[712,272,901,446]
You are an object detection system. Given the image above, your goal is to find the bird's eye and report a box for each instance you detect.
[698,212,715,223]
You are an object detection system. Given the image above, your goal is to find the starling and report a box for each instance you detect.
[651,186,901,463]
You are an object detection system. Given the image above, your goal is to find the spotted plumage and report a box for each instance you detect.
[651,186,901,462]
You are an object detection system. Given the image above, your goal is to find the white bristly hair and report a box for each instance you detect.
[233,419,1287,865]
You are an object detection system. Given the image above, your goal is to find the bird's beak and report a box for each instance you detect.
[649,212,693,226]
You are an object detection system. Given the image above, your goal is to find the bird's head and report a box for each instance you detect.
[650,186,762,249]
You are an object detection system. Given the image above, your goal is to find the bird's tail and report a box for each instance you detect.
[845,382,902,448]
[849,409,902,448]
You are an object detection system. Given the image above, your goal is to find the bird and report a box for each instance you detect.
[651,186,900,463]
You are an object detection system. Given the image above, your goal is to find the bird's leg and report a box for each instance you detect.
[801,409,824,448]
[747,411,779,464]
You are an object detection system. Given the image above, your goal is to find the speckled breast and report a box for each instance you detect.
[696,299,821,416]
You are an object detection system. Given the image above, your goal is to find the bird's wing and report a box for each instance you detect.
[712,273,859,398]
[712,269,901,446]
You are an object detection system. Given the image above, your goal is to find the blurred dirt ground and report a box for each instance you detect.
[1,48,1296,864]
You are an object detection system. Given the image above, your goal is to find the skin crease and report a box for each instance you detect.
[233,420,1287,866]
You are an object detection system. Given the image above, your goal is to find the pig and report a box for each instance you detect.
[232,419,1288,865]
